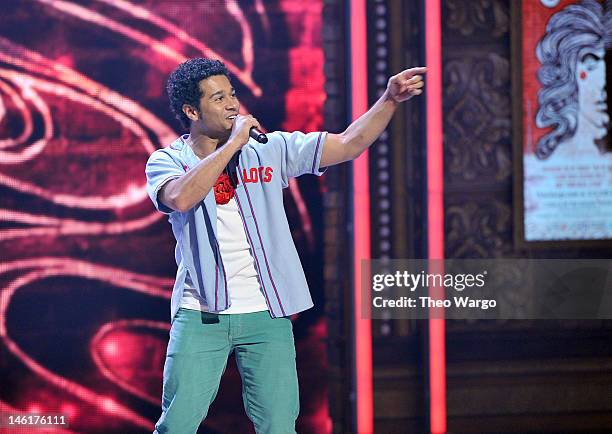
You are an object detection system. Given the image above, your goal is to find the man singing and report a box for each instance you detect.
[146,57,425,433]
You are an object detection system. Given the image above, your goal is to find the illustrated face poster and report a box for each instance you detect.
[521,0,611,241]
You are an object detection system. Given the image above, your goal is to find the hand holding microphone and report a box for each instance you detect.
[229,114,268,147]
[229,114,268,149]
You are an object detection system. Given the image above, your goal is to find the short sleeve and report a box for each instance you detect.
[275,131,327,187]
[145,149,184,214]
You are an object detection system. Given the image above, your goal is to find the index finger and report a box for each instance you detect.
[402,66,427,78]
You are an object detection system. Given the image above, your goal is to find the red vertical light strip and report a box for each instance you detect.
[426,0,447,433]
[350,0,373,433]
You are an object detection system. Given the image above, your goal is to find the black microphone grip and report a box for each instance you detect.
[249,127,268,144]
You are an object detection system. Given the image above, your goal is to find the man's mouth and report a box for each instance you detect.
[227,114,237,120]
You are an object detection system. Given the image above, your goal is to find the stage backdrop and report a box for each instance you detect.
[0,1,329,433]
[517,0,611,243]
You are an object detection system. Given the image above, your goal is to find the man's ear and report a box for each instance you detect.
[182,104,200,122]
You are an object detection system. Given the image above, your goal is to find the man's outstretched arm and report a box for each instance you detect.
[320,66,426,168]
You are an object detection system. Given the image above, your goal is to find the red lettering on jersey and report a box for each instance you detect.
[250,168,259,182]
[264,167,273,182]
[241,167,273,183]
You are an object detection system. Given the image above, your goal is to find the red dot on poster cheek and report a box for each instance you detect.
[580,71,587,80]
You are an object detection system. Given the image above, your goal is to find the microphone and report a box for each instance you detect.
[249,127,268,144]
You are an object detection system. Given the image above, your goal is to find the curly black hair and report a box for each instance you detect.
[166,58,231,130]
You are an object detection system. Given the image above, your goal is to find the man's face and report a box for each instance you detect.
[187,74,239,137]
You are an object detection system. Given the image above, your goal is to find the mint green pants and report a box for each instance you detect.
[153,308,299,434]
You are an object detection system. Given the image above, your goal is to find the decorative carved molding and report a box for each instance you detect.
[446,197,513,258]
[444,51,512,185]
[443,0,513,264]
[445,0,509,38]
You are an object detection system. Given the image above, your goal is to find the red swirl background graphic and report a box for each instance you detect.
[0,1,328,433]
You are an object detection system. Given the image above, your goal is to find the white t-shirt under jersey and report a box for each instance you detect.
[180,197,269,314]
